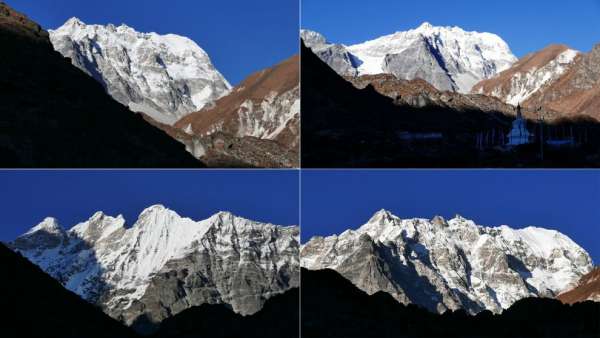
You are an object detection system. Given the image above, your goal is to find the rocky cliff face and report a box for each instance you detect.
[303,23,517,93]
[49,18,231,125]
[301,210,593,314]
[472,45,579,106]
[524,44,600,119]
[9,206,299,333]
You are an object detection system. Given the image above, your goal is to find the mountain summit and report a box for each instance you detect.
[9,206,299,333]
[301,211,592,314]
[302,23,517,93]
[49,18,231,125]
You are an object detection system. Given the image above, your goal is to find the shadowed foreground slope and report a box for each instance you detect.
[0,243,138,338]
[301,268,600,338]
[152,288,299,338]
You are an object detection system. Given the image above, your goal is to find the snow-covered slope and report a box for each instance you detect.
[473,45,579,106]
[301,210,592,314]
[49,18,231,125]
[303,23,517,93]
[10,206,299,330]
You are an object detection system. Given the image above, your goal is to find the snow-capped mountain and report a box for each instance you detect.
[10,206,299,332]
[472,44,579,106]
[301,210,593,314]
[302,23,517,93]
[49,18,231,125]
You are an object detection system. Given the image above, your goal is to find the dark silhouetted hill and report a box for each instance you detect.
[0,243,138,338]
[301,268,600,338]
[0,2,200,167]
[151,288,299,338]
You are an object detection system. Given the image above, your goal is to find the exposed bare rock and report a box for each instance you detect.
[348,74,562,120]
[558,267,600,304]
[472,45,579,106]
[524,44,600,118]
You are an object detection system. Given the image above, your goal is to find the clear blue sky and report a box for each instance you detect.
[302,0,600,56]
[0,170,299,241]
[8,0,299,85]
[301,170,600,264]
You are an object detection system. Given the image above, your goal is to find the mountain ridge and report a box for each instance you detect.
[302,210,593,315]
[9,205,299,334]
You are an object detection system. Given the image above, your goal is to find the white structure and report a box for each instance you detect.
[507,104,532,146]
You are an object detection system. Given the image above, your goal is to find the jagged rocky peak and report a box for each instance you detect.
[68,211,126,243]
[49,18,231,125]
[300,29,329,48]
[9,206,299,333]
[63,16,84,27]
[367,209,398,224]
[302,210,593,315]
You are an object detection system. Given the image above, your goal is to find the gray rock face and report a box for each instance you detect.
[383,38,457,91]
[302,210,593,314]
[49,18,231,125]
[301,29,358,77]
[9,206,299,332]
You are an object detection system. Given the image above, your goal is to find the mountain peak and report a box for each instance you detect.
[367,209,398,225]
[25,217,63,236]
[418,22,433,30]
[64,17,84,27]
[138,204,175,220]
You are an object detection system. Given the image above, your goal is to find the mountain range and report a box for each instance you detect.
[1,242,298,338]
[9,205,299,334]
[302,210,594,314]
[302,23,600,121]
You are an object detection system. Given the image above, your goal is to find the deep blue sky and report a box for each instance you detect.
[301,170,600,264]
[9,0,299,85]
[302,0,600,57]
[0,170,299,242]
